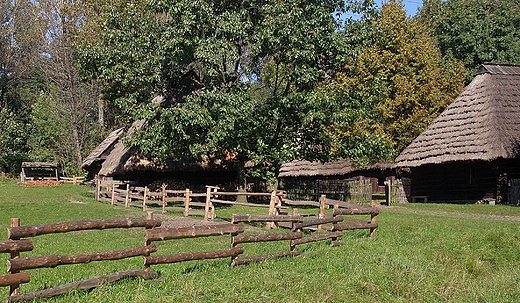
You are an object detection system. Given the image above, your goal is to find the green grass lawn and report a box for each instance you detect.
[1,179,520,302]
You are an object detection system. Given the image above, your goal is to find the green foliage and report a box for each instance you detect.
[419,0,520,78]
[77,0,356,175]
[0,107,29,175]
[329,0,466,155]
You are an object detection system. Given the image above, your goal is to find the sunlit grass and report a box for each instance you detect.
[1,180,520,302]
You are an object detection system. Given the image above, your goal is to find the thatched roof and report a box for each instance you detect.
[396,63,520,168]
[278,159,394,178]
[82,127,124,169]
[97,120,242,176]
[22,162,58,169]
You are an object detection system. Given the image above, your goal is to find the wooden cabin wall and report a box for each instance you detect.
[410,159,520,203]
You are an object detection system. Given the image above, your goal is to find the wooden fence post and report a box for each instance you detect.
[184,189,191,217]
[95,176,100,201]
[210,187,217,220]
[143,187,148,211]
[10,218,21,296]
[144,212,154,272]
[111,183,116,206]
[318,195,327,231]
[162,184,167,214]
[266,191,277,229]
[125,184,130,208]
[204,187,212,221]
[370,202,377,238]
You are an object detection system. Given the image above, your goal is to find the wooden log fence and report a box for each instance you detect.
[2,193,380,301]
[61,176,85,185]
[95,180,287,221]
[143,223,247,270]
[2,217,160,302]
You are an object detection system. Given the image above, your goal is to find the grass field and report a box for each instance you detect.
[1,179,520,302]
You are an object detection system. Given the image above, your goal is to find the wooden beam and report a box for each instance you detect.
[0,273,30,288]
[5,269,157,303]
[292,217,344,231]
[231,251,300,267]
[232,214,303,224]
[8,219,162,240]
[232,231,302,245]
[0,240,33,254]
[333,207,380,216]
[144,247,244,266]
[145,224,245,243]
[331,222,378,231]
[7,245,157,272]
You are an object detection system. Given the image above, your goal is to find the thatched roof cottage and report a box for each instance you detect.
[395,63,520,204]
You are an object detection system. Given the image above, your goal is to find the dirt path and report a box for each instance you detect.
[380,205,520,221]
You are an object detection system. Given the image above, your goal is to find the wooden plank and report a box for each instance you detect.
[210,199,289,209]
[290,231,344,248]
[5,269,158,303]
[8,219,162,240]
[0,240,33,254]
[7,245,157,272]
[213,192,282,197]
[333,208,380,216]
[281,199,321,207]
[232,214,303,223]
[165,197,186,203]
[144,247,244,266]
[0,273,30,288]
[232,231,302,245]
[331,222,378,231]
[231,251,300,266]
[145,224,245,243]
[326,198,369,210]
[292,217,344,231]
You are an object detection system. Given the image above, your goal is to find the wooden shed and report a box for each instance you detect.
[20,162,59,183]
[395,63,520,204]
[278,159,395,201]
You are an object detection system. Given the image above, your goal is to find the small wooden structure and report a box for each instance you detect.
[20,162,59,183]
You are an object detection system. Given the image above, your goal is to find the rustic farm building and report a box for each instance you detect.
[278,159,395,201]
[82,127,124,180]
[82,119,253,191]
[395,63,520,204]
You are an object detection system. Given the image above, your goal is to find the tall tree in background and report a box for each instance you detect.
[0,0,46,174]
[326,0,466,158]
[419,0,520,78]
[77,0,363,185]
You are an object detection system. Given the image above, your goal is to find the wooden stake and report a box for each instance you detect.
[204,187,212,221]
[95,176,100,201]
[318,195,327,231]
[125,184,130,207]
[162,184,167,213]
[143,187,148,211]
[111,184,115,206]
[184,189,191,217]
[266,191,277,229]
[370,203,377,238]
[10,218,20,296]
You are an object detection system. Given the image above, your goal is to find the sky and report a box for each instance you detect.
[344,0,424,19]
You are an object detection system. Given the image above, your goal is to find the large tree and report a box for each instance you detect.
[324,0,466,158]
[77,0,368,184]
[419,0,520,77]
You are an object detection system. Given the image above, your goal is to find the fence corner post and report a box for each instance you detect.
[10,218,21,296]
